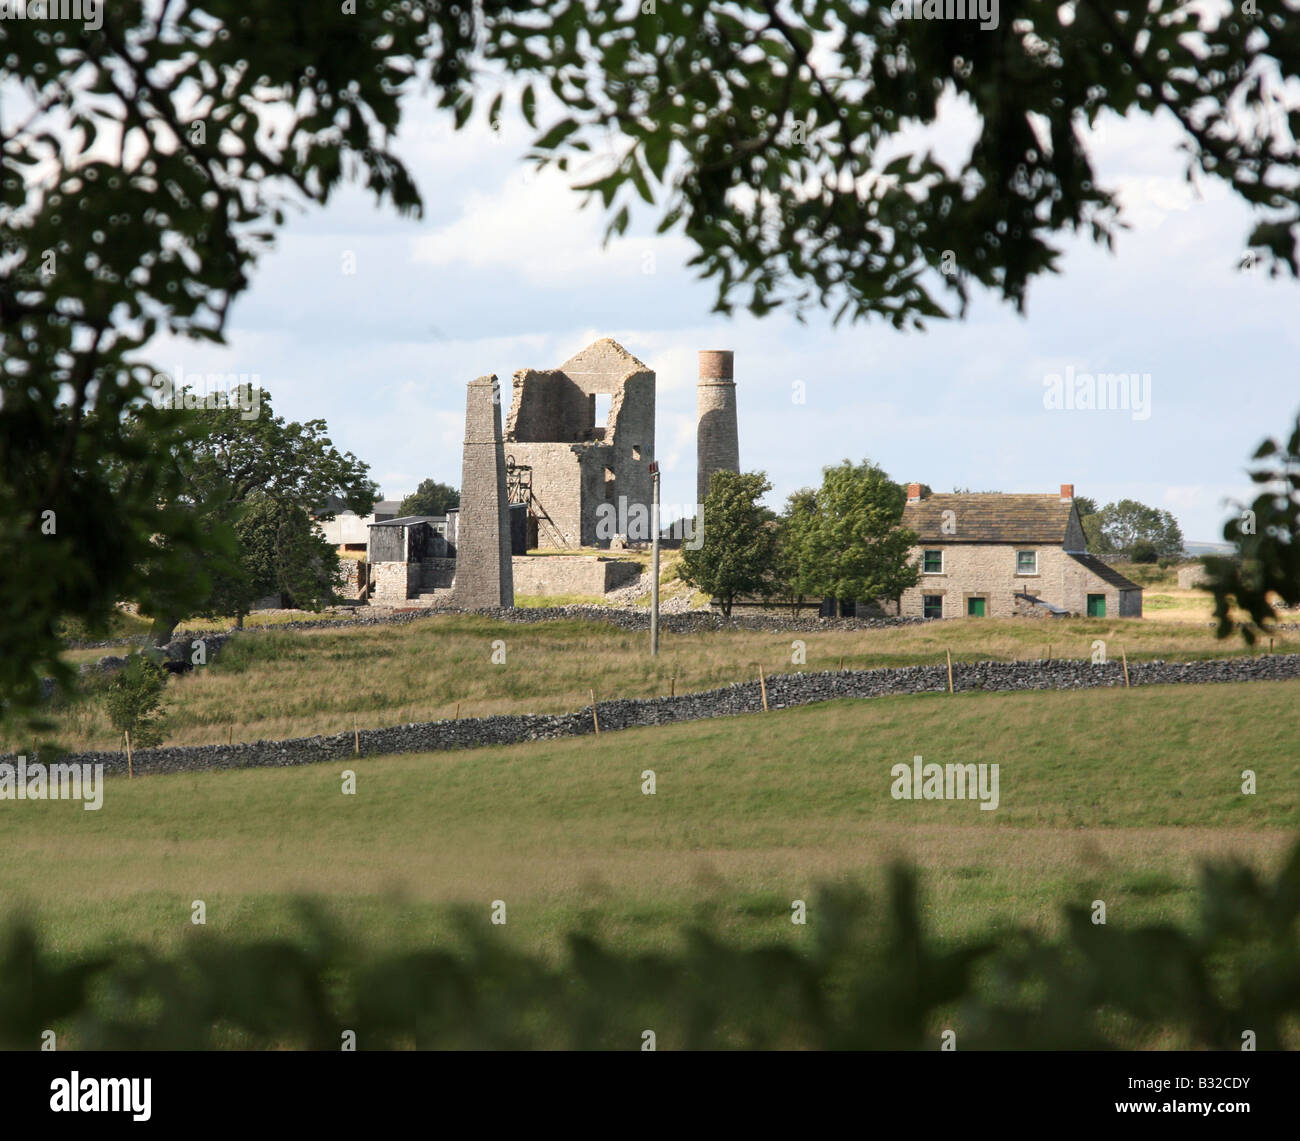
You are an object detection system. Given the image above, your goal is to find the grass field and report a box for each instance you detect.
[25,603,1295,753]
[6,681,1295,966]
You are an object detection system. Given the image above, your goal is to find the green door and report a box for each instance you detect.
[966,597,986,617]
[1087,594,1106,617]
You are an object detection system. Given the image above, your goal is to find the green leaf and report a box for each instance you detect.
[628,153,654,205]
[532,117,580,151]
[453,95,474,130]
[606,203,630,242]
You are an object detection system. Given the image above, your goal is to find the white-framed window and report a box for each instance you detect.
[1016,550,1037,575]
[922,549,944,574]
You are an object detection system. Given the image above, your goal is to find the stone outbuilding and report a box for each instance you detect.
[366,515,456,606]
[895,483,1143,619]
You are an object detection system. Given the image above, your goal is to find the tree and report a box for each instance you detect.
[2,4,425,723]
[678,471,779,617]
[783,461,920,608]
[104,654,168,778]
[511,3,1300,323]
[134,386,376,641]
[1096,500,1184,559]
[400,480,460,518]
[1130,539,1159,564]
[1206,414,1300,643]
[237,496,341,615]
[773,487,820,610]
[1073,496,1110,553]
[5,2,1299,720]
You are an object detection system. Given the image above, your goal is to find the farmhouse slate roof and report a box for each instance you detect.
[1066,553,1143,591]
[902,494,1075,544]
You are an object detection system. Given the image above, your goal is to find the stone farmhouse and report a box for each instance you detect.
[894,483,1143,619]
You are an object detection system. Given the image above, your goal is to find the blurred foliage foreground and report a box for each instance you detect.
[4,848,1298,1051]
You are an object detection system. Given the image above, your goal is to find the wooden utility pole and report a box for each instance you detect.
[590,689,600,736]
[1120,648,1130,688]
[758,664,769,712]
[945,649,954,694]
[650,461,661,658]
[125,729,134,780]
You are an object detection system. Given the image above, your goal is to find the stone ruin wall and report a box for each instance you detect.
[511,556,643,596]
[504,339,655,549]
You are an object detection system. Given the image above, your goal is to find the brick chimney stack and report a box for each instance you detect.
[906,483,923,502]
[696,350,739,505]
[1060,483,1074,501]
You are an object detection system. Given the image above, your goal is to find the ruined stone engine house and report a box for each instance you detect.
[355,337,743,609]
[504,338,656,549]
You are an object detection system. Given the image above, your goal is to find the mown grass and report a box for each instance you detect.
[4,681,1295,960]
[25,605,1295,752]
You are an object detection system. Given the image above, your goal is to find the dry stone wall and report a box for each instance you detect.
[16,654,1300,776]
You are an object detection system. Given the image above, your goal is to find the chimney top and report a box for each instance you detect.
[906,482,924,502]
[698,350,734,381]
[1060,483,1074,501]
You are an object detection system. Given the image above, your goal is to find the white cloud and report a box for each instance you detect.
[410,165,694,285]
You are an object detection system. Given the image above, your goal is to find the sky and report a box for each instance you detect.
[147,86,1300,545]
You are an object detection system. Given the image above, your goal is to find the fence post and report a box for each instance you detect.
[946,649,954,694]
[590,689,600,736]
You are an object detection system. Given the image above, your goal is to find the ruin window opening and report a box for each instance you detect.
[594,393,612,428]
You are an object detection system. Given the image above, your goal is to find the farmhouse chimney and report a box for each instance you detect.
[696,350,739,505]
[1060,483,1074,501]
[906,482,923,502]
